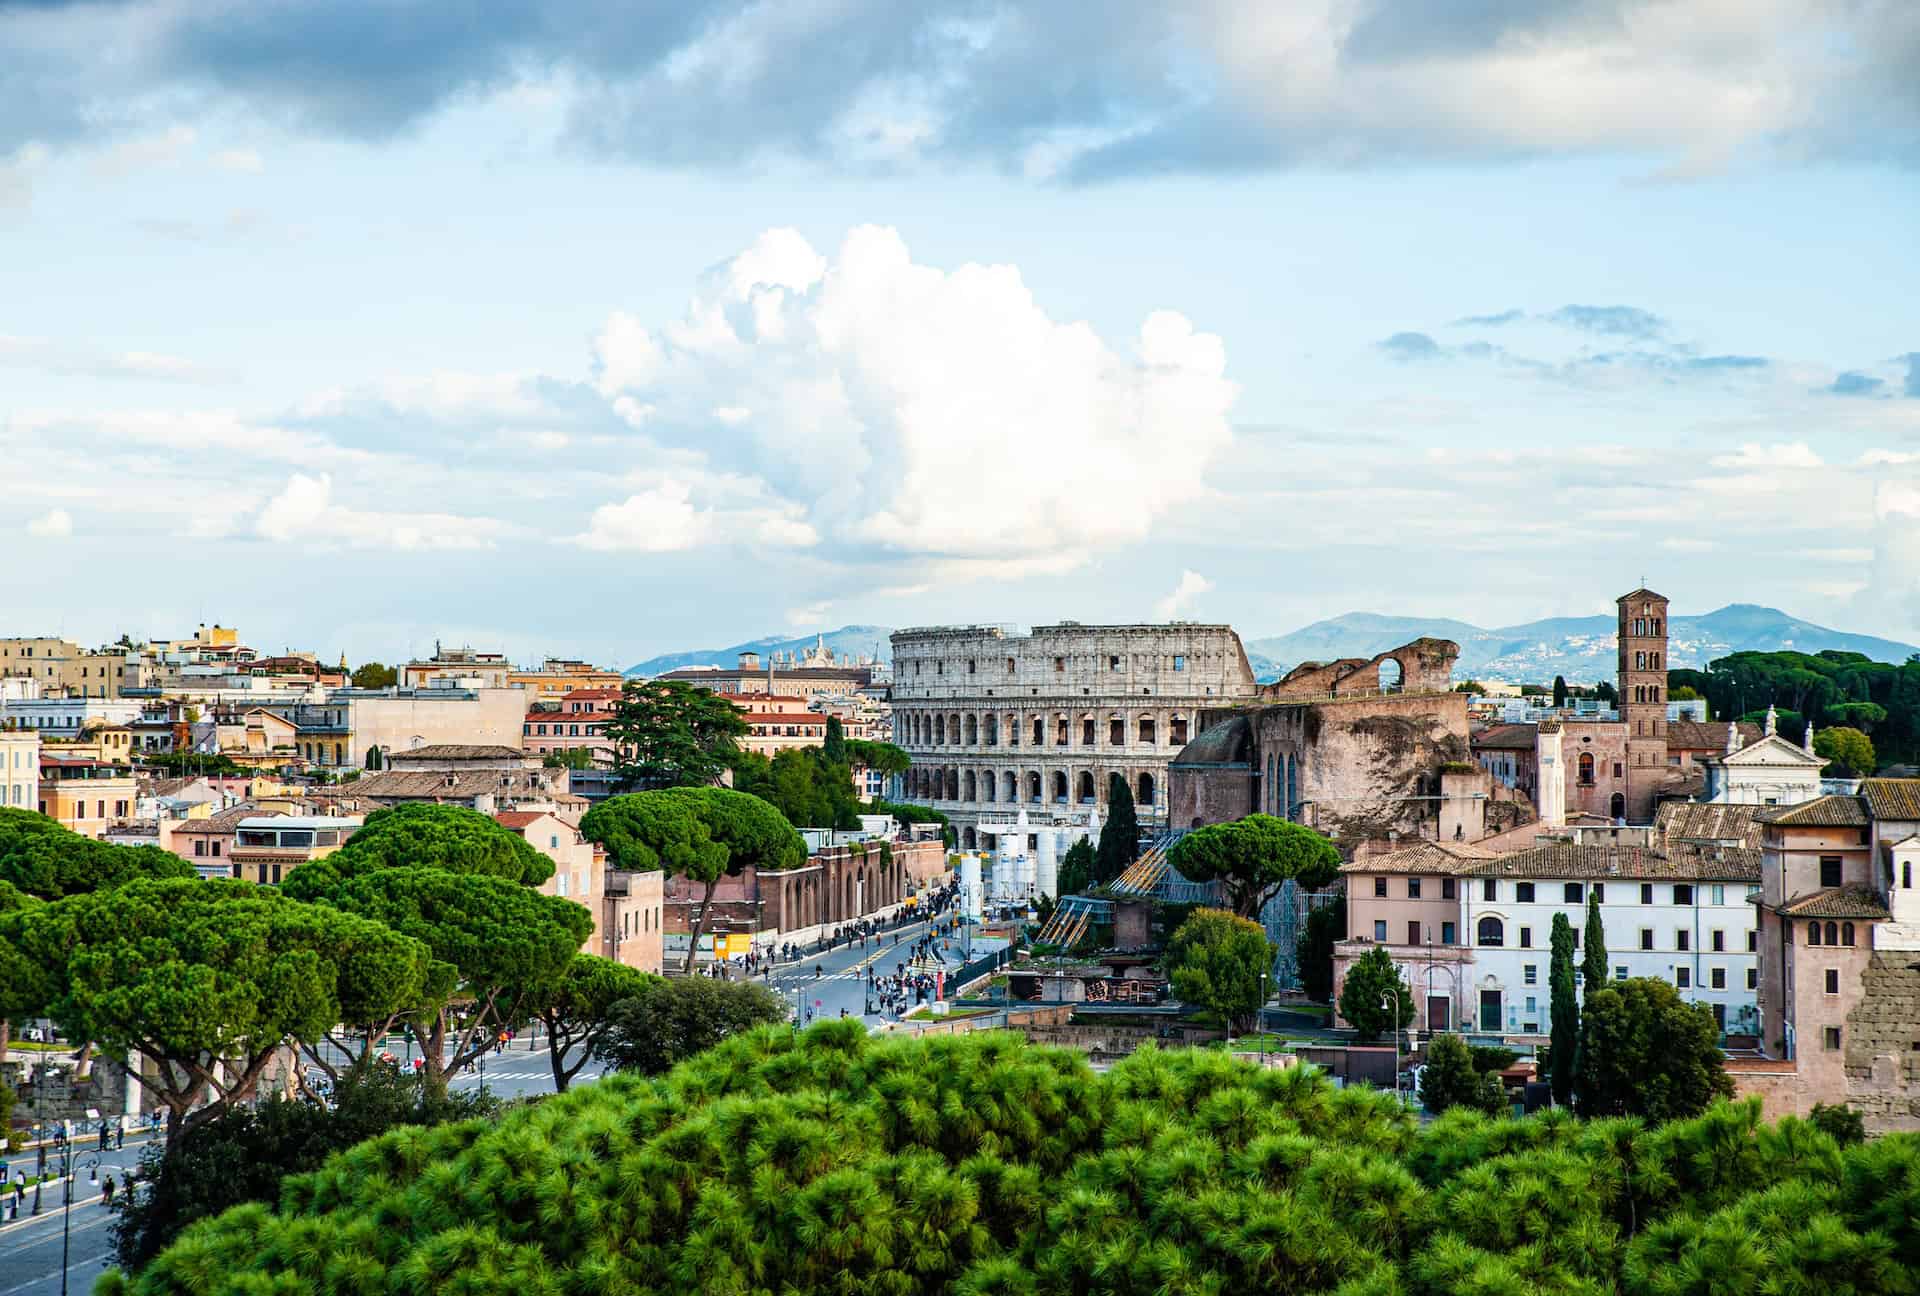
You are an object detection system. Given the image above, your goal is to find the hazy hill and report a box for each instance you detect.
[626,625,895,676]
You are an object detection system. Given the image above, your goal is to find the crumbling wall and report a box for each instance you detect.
[1844,952,1920,1134]
[1265,638,1461,701]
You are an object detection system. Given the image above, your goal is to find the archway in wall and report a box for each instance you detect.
[963,770,977,801]
[1027,771,1042,802]
[965,715,977,745]
[1004,771,1018,802]
[1610,792,1626,821]
[1077,771,1096,803]
[1051,771,1068,803]
[1379,657,1404,693]
[962,827,975,849]
[934,716,945,745]
[1137,771,1156,806]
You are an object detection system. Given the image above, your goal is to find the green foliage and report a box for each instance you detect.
[592,976,787,1075]
[1056,838,1095,897]
[518,954,660,1090]
[121,1027,1912,1296]
[0,806,195,898]
[729,746,862,830]
[1,878,436,1146]
[1421,1032,1506,1115]
[845,738,909,776]
[540,746,598,770]
[1667,684,1702,703]
[1553,675,1569,707]
[1809,1101,1866,1146]
[1549,911,1579,1107]
[348,661,396,689]
[1296,890,1346,1003]
[1813,724,1876,776]
[281,802,554,902]
[1165,907,1275,1031]
[1093,773,1139,883]
[1581,891,1608,1004]
[823,714,847,765]
[605,678,749,789]
[1470,1045,1519,1074]
[1169,813,1341,920]
[1576,978,1734,1121]
[583,788,805,972]
[866,799,954,846]
[1675,646,1920,764]
[134,751,250,777]
[1339,943,1414,1042]
[109,1064,500,1272]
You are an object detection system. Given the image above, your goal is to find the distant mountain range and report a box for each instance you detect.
[627,605,1919,685]
[625,625,895,677]
[1244,604,1920,684]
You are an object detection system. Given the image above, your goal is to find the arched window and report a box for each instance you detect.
[1138,716,1156,745]
[934,715,946,745]
[1808,922,1822,945]
[1138,771,1156,806]
[1005,771,1018,802]
[1825,921,1839,945]
[982,773,996,802]
[1027,772,1042,803]
[963,770,977,801]
[1578,752,1595,784]
[1051,771,1068,803]
[1077,771,1096,803]
[964,714,977,745]
[1477,916,1504,947]
[1379,658,1403,692]
[1841,922,1855,946]
[1609,792,1627,821]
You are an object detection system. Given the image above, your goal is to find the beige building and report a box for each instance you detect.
[655,642,877,702]
[1,730,39,812]
[604,867,665,973]
[0,637,128,699]
[495,809,613,955]
[400,645,513,690]
[226,814,362,886]
[892,623,1260,847]
[278,687,527,769]
[509,659,626,700]
[729,693,829,756]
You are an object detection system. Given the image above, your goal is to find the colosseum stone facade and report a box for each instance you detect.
[889,623,1260,847]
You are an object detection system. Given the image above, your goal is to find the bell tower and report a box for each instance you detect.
[1616,588,1669,823]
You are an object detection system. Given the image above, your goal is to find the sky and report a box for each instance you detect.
[3,0,1919,669]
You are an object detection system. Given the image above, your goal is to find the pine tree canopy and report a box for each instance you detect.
[105,1026,1920,1296]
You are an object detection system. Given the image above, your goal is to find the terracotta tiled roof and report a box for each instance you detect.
[173,804,270,834]
[387,744,528,761]
[1466,842,1761,882]
[344,769,564,801]
[1668,719,1763,751]
[1471,723,1538,751]
[493,811,549,830]
[1656,801,1765,849]
[1860,778,1920,822]
[1341,841,1497,875]
[1775,886,1891,920]
[1755,795,1869,828]
[1617,588,1667,604]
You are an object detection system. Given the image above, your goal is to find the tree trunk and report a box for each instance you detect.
[547,1020,571,1093]
[0,1017,10,1067]
[684,878,719,974]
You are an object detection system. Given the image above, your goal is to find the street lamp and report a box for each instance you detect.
[1382,994,1399,1104]
[58,1146,103,1296]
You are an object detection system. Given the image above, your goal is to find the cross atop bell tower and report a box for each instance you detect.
[1616,588,1669,822]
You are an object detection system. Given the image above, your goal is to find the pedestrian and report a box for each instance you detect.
[12,1171,25,1214]
[100,1174,116,1208]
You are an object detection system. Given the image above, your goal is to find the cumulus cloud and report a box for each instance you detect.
[1154,570,1214,620]
[1377,331,1443,362]
[26,508,72,537]
[1829,371,1886,398]
[6,2,1917,178]
[588,225,1235,566]
[254,472,508,550]
[1710,442,1823,469]
[1545,305,1665,339]
[568,475,819,553]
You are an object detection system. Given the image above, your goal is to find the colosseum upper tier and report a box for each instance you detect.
[888,623,1261,847]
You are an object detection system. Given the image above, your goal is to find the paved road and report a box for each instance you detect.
[764,914,986,1025]
[0,1131,162,1296]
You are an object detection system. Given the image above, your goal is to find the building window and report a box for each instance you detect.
[1615,965,1628,981]
[1677,930,1690,952]
[1172,655,1187,670]
[1520,926,1533,949]
[1824,1027,1842,1051]
[1820,856,1843,888]
[1639,928,1654,950]
[1373,876,1387,898]
[1841,922,1855,946]
[1517,882,1535,903]
[1712,929,1726,952]
[1641,883,1655,905]
[1374,920,1388,942]
[1564,883,1583,904]
[1442,878,1456,900]
[1808,922,1821,946]
[1825,968,1840,995]
[1711,884,1725,906]
[193,839,206,857]
[1441,921,1456,944]
[1747,968,1758,990]
[1676,968,1690,989]
[1747,930,1758,952]
[1524,964,1537,985]
[1408,921,1421,945]
[1593,883,1605,903]
[211,840,221,856]
[1711,967,1726,989]
[1477,916,1504,946]
[1483,879,1497,902]
[1053,657,1065,672]
[1674,884,1694,905]
[1407,877,1422,899]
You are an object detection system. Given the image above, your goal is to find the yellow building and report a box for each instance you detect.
[508,659,627,700]
[38,755,137,838]
[1,731,38,812]
[226,815,362,886]
[41,723,134,765]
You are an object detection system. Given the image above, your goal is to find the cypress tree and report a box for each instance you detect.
[1548,912,1578,1107]
[1095,774,1139,883]
[1552,675,1569,708]
[1581,891,1607,1003]
[823,715,847,766]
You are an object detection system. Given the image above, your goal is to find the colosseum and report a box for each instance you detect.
[889,623,1261,847]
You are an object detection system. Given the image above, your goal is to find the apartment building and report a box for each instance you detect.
[1,730,39,811]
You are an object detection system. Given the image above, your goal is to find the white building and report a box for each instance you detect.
[1461,842,1760,1037]
[1701,711,1826,806]
[1,730,39,811]
[0,697,143,740]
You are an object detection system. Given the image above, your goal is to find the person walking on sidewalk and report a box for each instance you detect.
[100,1174,116,1208]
